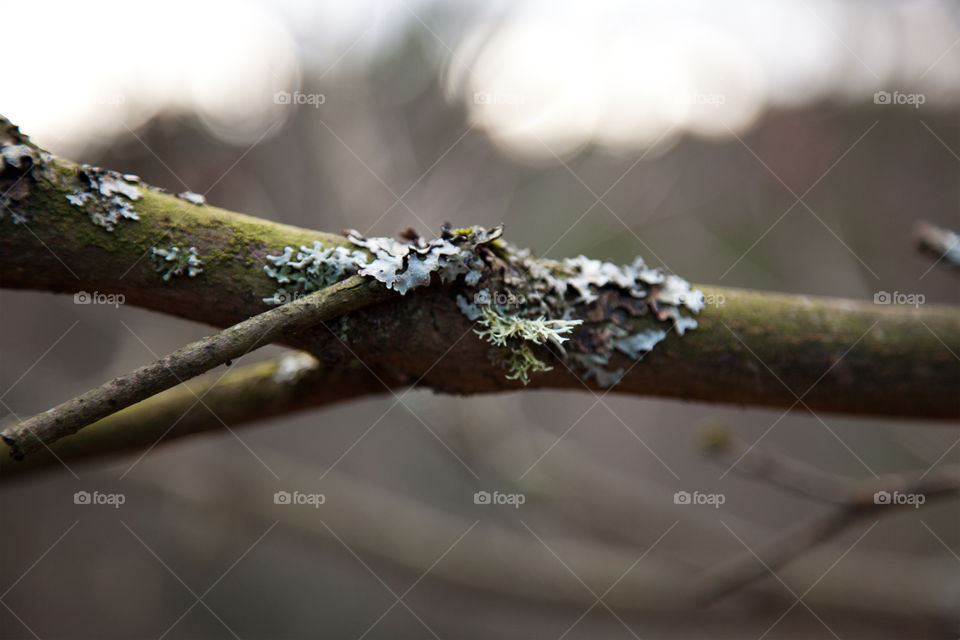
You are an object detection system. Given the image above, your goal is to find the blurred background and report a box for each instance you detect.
[1,0,959,637]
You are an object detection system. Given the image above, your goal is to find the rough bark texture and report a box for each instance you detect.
[2,116,959,428]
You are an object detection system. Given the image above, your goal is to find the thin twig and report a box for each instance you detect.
[694,421,960,605]
[0,352,387,477]
[0,275,393,459]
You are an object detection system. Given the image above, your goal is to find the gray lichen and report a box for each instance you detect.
[64,165,141,231]
[453,238,704,387]
[0,144,35,171]
[261,226,502,304]
[0,135,54,224]
[177,191,206,206]
[261,223,702,388]
[262,243,368,305]
[151,245,204,281]
[456,293,482,321]
[345,226,499,295]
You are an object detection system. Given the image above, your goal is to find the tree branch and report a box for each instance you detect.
[2,115,959,429]
[0,276,392,458]
[0,353,383,477]
[694,421,960,605]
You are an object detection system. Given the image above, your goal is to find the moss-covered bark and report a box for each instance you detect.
[2,116,958,423]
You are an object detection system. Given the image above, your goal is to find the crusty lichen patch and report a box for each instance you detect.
[262,242,368,304]
[0,123,55,224]
[64,165,142,231]
[346,225,499,294]
[457,236,704,387]
[260,223,702,387]
[151,245,204,281]
[261,225,501,303]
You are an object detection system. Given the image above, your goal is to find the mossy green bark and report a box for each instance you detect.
[2,117,958,421]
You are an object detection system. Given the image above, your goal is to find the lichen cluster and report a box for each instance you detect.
[261,224,702,387]
[151,245,204,281]
[262,243,368,304]
[345,226,500,294]
[261,226,502,303]
[0,135,54,224]
[64,166,142,231]
[460,241,704,387]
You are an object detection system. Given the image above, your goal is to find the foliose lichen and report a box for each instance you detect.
[151,245,204,282]
[261,242,369,305]
[261,223,703,388]
[64,165,142,231]
[0,123,55,224]
[345,226,500,295]
[453,238,704,387]
[261,226,502,304]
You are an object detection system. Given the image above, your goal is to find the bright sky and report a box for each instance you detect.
[2,0,958,160]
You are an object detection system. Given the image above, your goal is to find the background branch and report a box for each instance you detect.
[128,450,959,622]
[695,422,960,605]
[0,353,385,477]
